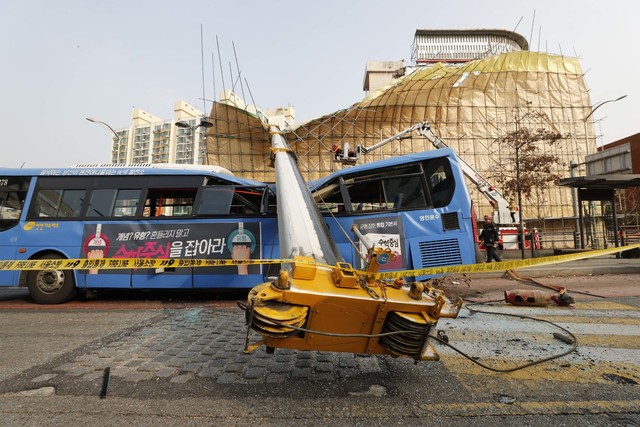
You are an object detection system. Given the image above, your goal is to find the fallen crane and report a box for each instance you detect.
[242,127,462,361]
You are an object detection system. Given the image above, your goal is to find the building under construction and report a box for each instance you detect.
[205,30,595,227]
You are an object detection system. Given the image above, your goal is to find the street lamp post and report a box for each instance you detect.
[512,105,528,260]
[576,94,628,249]
[515,142,525,259]
[175,118,213,165]
[583,95,627,154]
[86,117,121,162]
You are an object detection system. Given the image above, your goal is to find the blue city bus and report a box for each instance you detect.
[0,164,279,304]
[0,148,478,304]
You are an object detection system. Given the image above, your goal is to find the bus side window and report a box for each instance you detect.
[262,187,277,214]
[87,189,141,218]
[32,189,62,218]
[194,187,234,215]
[425,159,455,208]
[26,188,85,219]
[144,188,197,217]
[87,189,114,217]
[333,164,427,213]
[58,190,86,218]
[230,187,264,214]
[383,176,427,209]
[113,189,141,217]
[313,182,348,213]
[347,179,386,211]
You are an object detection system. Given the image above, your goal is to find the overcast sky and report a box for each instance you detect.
[1,0,638,167]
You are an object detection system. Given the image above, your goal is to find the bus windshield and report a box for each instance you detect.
[313,156,455,213]
[0,176,30,230]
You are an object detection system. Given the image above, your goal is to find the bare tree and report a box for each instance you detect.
[490,105,565,258]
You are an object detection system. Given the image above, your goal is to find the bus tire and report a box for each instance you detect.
[26,254,77,304]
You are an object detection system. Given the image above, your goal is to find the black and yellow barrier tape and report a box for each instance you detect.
[375,243,640,280]
[0,257,287,272]
[1,243,639,279]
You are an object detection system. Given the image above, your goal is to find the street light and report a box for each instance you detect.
[583,95,627,154]
[86,117,119,137]
[86,117,121,162]
[575,94,628,249]
[175,118,213,165]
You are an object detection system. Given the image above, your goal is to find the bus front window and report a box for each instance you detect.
[0,177,30,230]
[0,177,29,231]
[0,193,22,220]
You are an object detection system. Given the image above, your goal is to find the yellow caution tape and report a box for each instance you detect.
[1,244,638,278]
[375,243,640,280]
[0,258,289,272]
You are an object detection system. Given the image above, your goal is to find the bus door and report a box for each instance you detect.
[125,221,194,290]
[129,185,201,289]
[0,176,31,285]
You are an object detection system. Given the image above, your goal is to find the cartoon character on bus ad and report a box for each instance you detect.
[84,224,110,274]
[228,222,256,275]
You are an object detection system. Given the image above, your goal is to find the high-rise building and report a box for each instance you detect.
[111,101,209,165]
[109,97,295,166]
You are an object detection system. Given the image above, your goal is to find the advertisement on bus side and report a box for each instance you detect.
[353,215,405,270]
[80,221,262,275]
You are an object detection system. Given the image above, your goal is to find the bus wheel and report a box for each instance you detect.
[26,254,77,304]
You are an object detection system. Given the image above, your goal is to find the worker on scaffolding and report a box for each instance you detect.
[331,144,344,160]
[331,144,358,164]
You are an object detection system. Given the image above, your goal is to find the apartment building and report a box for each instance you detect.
[110,101,209,165]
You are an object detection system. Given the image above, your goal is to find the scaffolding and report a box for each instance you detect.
[205,51,595,221]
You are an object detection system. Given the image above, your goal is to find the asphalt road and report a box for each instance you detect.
[0,276,638,426]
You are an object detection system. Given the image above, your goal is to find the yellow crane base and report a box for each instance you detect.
[243,258,461,362]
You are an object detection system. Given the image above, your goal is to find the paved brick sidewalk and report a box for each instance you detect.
[3,308,386,391]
